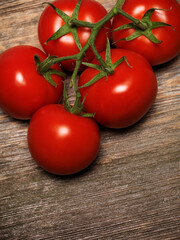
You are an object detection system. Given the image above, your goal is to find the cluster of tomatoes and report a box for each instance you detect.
[0,0,180,175]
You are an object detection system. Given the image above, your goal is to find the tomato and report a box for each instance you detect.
[38,0,111,71]
[79,49,157,129]
[28,104,100,175]
[112,0,180,66]
[0,45,63,120]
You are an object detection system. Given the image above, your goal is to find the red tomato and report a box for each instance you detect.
[79,49,157,128]
[38,0,111,71]
[0,45,63,120]
[112,0,180,66]
[28,104,100,175]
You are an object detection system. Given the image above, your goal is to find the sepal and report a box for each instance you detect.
[34,54,66,87]
[112,8,173,44]
[44,1,83,51]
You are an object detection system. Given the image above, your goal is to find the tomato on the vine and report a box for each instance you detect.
[112,0,180,66]
[79,49,157,129]
[0,45,63,120]
[28,104,100,175]
[38,0,111,71]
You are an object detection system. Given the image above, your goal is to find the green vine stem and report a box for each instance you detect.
[37,0,147,114]
[68,18,95,28]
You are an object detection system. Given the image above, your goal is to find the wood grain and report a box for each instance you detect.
[0,0,180,239]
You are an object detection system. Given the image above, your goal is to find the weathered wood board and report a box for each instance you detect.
[0,0,180,239]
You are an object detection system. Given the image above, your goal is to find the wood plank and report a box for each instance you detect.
[0,0,180,239]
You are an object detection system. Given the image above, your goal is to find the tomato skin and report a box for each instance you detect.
[0,45,63,120]
[28,104,100,175]
[38,0,111,71]
[79,49,157,129]
[112,0,180,66]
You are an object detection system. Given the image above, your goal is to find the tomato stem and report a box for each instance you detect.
[117,9,148,30]
[37,0,150,116]
[69,18,95,28]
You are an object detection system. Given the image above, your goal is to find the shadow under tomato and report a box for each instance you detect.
[38,153,100,181]
[153,54,179,73]
[98,103,157,137]
[0,110,30,125]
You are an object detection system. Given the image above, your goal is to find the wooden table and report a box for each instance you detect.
[0,0,180,239]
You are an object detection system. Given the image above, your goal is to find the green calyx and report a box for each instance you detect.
[34,55,66,87]
[44,0,84,51]
[113,8,173,44]
[63,83,95,117]
[79,38,131,88]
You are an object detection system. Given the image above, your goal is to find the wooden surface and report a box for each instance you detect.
[0,0,180,239]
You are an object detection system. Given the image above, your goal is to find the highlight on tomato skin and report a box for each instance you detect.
[79,49,158,129]
[38,0,111,71]
[112,0,180,66]
[28,104,100,175]
[0,45,63,120]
